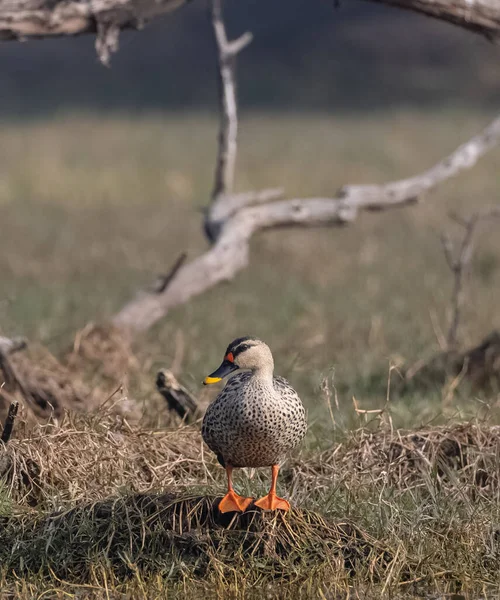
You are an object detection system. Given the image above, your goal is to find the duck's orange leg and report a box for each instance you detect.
[218,465,254,513]
[255,464,290,511]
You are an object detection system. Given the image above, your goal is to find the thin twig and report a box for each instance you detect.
[152,252,188,293]
[441,205,500,349]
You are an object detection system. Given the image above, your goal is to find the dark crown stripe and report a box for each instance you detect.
[226,336,260,357]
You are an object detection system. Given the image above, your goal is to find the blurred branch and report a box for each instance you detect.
[365,0,500,40]
[209,0,252,200]
[0,0,186,65]
[113,116,500,333]
[441,205,500,349]
[1,0,499,63]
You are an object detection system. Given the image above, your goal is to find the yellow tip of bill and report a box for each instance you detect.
[203,376,222,385]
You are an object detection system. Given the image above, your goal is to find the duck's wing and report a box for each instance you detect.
[273,375,308,439]
[273,375,299,398]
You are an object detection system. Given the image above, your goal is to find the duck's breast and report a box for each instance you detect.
[202,374,306,468]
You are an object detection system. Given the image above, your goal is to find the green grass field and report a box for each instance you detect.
[1,108,500,597]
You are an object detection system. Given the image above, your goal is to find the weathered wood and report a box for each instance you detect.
[1,0,499,65]
[365,0,500,41]
[0,0,187,64]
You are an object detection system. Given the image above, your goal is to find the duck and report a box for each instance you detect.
[202,336,307,513]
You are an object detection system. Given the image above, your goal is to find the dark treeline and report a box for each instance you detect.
[0,0,499,116]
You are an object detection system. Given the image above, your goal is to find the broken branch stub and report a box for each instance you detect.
[156,369,200,423]
[1,402,19,444]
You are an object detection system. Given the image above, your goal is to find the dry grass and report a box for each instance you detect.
[296,422,500,502]
[0,411,206,508]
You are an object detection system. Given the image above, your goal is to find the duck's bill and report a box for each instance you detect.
[203,360,238,385]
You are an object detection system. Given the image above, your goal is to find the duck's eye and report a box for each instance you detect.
[225,352,234,363]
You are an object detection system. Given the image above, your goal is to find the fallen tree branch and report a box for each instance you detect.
[111,0,500,333]
[113,115,500,332]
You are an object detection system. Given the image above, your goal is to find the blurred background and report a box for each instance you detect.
[1,0,499,431]
[1,0,500,113]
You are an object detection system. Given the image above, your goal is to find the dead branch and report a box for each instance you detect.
[365,0,500,41]
[113,115,500,333]
[441,205,500,349]
[112,2,500,333]
[0,0,186,65]
[1,401,19,444]
[1,0,499,60]
[204,0,254,242]
[156,369,200,423]
[209,0,252,199]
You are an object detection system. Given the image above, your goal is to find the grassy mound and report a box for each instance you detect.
[2,416,500,596]
[0,493,388,586]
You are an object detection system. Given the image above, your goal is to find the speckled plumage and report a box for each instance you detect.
[202,342,307,469]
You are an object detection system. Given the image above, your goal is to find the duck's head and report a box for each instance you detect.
[203,337,274,385]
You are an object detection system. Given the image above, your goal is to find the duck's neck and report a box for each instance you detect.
[252,364,274,387]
